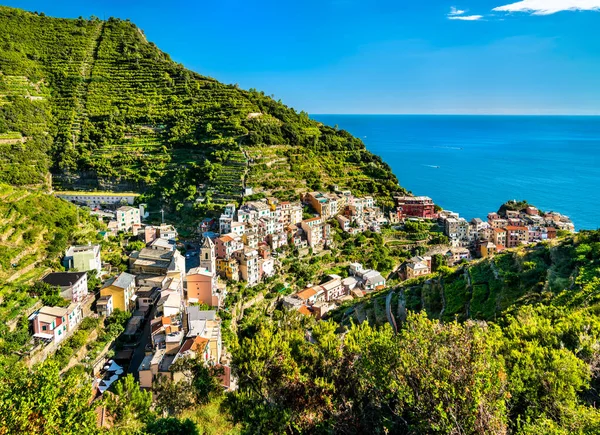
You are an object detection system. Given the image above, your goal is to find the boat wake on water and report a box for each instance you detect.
[433,146,463,150]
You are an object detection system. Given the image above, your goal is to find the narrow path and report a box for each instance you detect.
[355,304,367,324]
[397,289,407,324]
[386,291,398,334]
[439,278,446,320]
[490,259,500,280]
[129,305,156,381]
[464,268,472,319]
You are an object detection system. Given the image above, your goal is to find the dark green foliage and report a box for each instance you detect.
[498,200,531,217]
[228,312,509,433]
[29,281,69,307]
[145,418,199,435]
[154,358,224,416]
[228,304,600,434]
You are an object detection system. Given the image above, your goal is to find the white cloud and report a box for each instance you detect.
[449,6,466,15]
[493,0,600,15]
[448,14,484,20]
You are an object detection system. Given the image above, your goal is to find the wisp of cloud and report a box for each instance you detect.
[493,0,600,15]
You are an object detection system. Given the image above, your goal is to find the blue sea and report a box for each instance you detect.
[312,115,600,230]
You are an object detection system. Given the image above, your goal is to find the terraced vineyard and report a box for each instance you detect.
[0,6,403,214]
[0,184,99,322]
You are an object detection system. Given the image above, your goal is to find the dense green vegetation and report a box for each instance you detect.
[1,6,600,434]
[329,231,598,328]
[0,6,403,216]
[228,306,600,434]
[208,231,600,433]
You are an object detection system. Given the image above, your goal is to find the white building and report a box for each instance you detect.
[63,244,102,276]
[116,206,141,232]
[42,271,88,303]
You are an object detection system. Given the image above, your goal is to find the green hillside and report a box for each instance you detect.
[329,231,600,327]
[228,232,600,433]
[0,6,403,211]
[0,184,104,367]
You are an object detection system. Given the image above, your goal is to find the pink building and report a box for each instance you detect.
[31,304,82,344]
[215,235,243,259]
[185,267,221,308]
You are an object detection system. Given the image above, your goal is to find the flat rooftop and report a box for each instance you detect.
[55,191,139,197]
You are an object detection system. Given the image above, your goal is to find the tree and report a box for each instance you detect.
[29,281,68,307]
[103,374,154,434]
[0,361,98,434]
[226,311,509,434]
[153,376,194,417]
[145,418,199,435]
[125,240,146,252]
[154,357,223,417]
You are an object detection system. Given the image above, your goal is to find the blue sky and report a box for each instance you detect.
[3,0,600,114]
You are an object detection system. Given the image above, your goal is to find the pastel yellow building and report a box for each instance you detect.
[100,272,136,312]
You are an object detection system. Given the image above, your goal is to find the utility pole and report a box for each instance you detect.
[161,208,165,224]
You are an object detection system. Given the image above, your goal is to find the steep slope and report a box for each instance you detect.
[329,232,600,327]
[0,7,403,211]
[0,184,100,298]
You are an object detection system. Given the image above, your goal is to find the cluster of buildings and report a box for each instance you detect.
[87,204,158,237]
[391,197,576,281]
[92,233,228,390]
[208,191,385,288]
[29,215,231,392]
[138,306,225,389]
[282,262,386,318]
[438,205,573,257]
[305,190,386,234]
[30,247,99,345]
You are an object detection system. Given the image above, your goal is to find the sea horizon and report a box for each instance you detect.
[312,114,600,231]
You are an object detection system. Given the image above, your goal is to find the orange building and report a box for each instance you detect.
[185,267,221,307]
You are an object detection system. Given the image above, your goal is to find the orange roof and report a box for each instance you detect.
[296,287,318,300]
[179,336,209,354]
[151,316,173,335]
[219,235,234,243]
[298,305,312,316]
[303,217,321,223]
[505,226,527,231]
[493,228,506,233]
[496,244,506,251]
